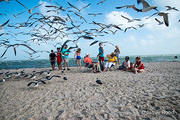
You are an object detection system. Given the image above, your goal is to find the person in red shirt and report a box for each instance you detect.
[133,56,144,74]
[56,48,62,70]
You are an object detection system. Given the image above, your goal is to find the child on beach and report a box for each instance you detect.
[97,43,105,71]
[104,52,117,71]
[133,56,144,74]
[119,56,130,71]
[56,48,62,70]
[74,48,82,69]
[61,45,70,70]
[49,50,56,70]
[114,45,120,64]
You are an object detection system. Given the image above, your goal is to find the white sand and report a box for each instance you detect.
[0,62,180,120]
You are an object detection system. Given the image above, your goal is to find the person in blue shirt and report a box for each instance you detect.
[61,45,70,70]
[97,43,105,71]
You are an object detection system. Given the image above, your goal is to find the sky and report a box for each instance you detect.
[0,0,180,60]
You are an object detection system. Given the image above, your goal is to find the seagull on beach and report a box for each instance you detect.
[45,75,61,80]
[27,80,46,87]
[0,79,5,83]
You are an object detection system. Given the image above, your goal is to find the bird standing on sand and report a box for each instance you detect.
[27,80,46,87]
[0,79,5,82]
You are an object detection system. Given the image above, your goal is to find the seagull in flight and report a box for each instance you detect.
[158,12,169,27]
[165,6,179,11]
[16,0,43,14]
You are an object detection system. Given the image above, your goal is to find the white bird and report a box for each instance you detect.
[0,79,5,82]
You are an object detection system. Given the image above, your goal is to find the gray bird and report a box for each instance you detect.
[158,12,169,27]
[165,6,179,11]
[27,80,46,87]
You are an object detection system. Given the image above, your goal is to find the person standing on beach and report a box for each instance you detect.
[61,45,70,70]
[74,48,82,69]
[49,50,56,70]
[97,43,105,71]
[114,45,120,64]
[56,48,62,70]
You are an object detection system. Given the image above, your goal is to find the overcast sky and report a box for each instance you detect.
[0,0,180,60]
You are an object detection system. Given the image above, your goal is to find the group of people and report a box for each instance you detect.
[49,43,144,74]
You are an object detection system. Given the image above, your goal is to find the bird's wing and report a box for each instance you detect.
[121,15,130,21]
[80,3,91,11]
[0,19,10,28]
[27,82,35,86]
[16,0,29,10]
[141,0,150,9]
[67,2,80,12]
[31,3,43,10]
[155,18,162,24]
[90,40,99,46]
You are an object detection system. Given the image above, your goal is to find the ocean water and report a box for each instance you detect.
[0,54,180,70]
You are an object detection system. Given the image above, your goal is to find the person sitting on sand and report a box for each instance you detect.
[49,50,56,70]
[74,48,82,69]
[56,48,62,70]
[84,54,100,73]
[119,56,130,71]
[104,52,117,72]
[61,45,70,70]
[132,56,144,74]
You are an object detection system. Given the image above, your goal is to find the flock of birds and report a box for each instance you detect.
[0,69,103,87]
[0,0,179,59]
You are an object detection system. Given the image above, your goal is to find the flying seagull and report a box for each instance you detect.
[137,0,158,12]
[121,15,141,22]
[0,19,10,30]
[158,12,169,27]
[88,13,103,17]
[116,5,141,12]
[16,0,42,14]
[124,27,137,32]
[165,6,179,11]
[1,43,36,58]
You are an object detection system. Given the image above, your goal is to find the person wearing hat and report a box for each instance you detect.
[104,52,117,72]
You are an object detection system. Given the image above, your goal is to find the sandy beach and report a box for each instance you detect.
[0,62,180,120]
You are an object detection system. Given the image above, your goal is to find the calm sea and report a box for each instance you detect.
[0,54,179,70]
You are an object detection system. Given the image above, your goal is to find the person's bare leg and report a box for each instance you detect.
[63,60,66,70]
[138,69,144,73]
[79,60,81,69]
[66,61,70,70]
